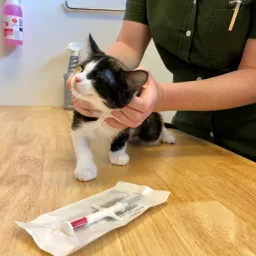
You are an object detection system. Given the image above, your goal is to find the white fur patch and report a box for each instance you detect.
[71,60,100,99]
[161,128,176,144]
[74,164,97,181]
[78,118,121,140]
[109,146,129,166]
[84,61,99,75]
[71,130,97,181]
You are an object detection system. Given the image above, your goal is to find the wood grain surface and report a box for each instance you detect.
[0,107,255,256]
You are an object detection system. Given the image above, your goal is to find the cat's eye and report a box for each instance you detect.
[104,70,115,84]
[74,66,83,73]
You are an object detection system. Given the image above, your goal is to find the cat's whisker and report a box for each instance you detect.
[71,88,84,100]
[77,86,87,95]
[72,92,87,102]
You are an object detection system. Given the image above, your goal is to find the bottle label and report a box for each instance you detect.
[3,15,23,41]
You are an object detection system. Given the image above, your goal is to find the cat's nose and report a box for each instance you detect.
[74,73,85,83]
[75,76,82,84]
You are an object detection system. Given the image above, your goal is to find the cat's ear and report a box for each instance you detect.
[88,33,104,55]
[124,70,148,93]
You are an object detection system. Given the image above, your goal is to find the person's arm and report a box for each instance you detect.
[158,38,256,111]
[105,0,150,69]
[106,38,256,129]
[105,21,151,70]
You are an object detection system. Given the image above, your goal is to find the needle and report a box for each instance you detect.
[61,196,141,236]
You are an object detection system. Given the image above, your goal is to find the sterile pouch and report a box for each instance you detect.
[16,181,170,256]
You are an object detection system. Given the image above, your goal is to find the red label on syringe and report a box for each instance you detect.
[71,217,88,229]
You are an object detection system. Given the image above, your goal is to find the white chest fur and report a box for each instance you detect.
[79,117,121,140]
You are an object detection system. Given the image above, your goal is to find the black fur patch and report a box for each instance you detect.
[72,110,97,130]
[111,130,130,152]
[134,113,163,143]
[86,57,148,109]
[164,123,178,129]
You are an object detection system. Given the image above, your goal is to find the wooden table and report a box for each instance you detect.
[0,107,255,256]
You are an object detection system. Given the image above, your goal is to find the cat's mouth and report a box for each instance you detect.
[72,81,90,94]
[71,78,94,95]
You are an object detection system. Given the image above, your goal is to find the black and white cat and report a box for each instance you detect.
[69,34,175,181]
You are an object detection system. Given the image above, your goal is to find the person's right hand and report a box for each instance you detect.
[66,73,102,117]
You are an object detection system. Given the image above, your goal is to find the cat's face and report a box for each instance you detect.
[70,34,148,110]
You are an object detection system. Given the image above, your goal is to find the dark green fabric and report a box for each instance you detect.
[124,0,256,162]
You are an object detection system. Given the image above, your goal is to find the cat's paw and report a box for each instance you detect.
[161,129,176,144]
[74,162,97,181]
[109,151,130,166]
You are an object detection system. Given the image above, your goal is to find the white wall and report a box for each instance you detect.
[0,0,175,122]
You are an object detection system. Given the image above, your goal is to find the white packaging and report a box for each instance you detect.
[16,181,170,256]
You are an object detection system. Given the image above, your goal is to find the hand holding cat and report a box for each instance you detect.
[105,68,164,129]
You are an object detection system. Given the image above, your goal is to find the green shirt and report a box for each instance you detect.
[124,0,256,162]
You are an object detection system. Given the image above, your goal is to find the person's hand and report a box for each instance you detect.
[105,67,164,129]
[66,73,101,117]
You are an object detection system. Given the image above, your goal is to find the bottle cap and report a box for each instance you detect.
[5,0,20,5]
[66,42,81,57]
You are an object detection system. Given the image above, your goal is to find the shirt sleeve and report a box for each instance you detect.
[249,2,256,38]
[123,0,148,25]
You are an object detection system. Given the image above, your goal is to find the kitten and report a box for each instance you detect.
[68,34,175,182]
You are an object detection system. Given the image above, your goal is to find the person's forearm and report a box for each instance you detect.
[105,41,142,70]
[158,69,256,111]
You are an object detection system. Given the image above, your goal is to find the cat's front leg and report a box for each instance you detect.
[71,129,97,181]
[109,130,130,166]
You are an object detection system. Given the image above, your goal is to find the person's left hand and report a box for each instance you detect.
[105,68,164,129]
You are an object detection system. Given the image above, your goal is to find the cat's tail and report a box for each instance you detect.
[164,122,178,129]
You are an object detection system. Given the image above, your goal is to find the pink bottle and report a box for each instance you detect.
[3,0,23,45]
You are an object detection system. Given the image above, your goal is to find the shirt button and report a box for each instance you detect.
[196,77,202,81]
[186,30,192,37]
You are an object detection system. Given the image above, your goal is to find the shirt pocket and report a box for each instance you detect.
[207,4,252,70]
